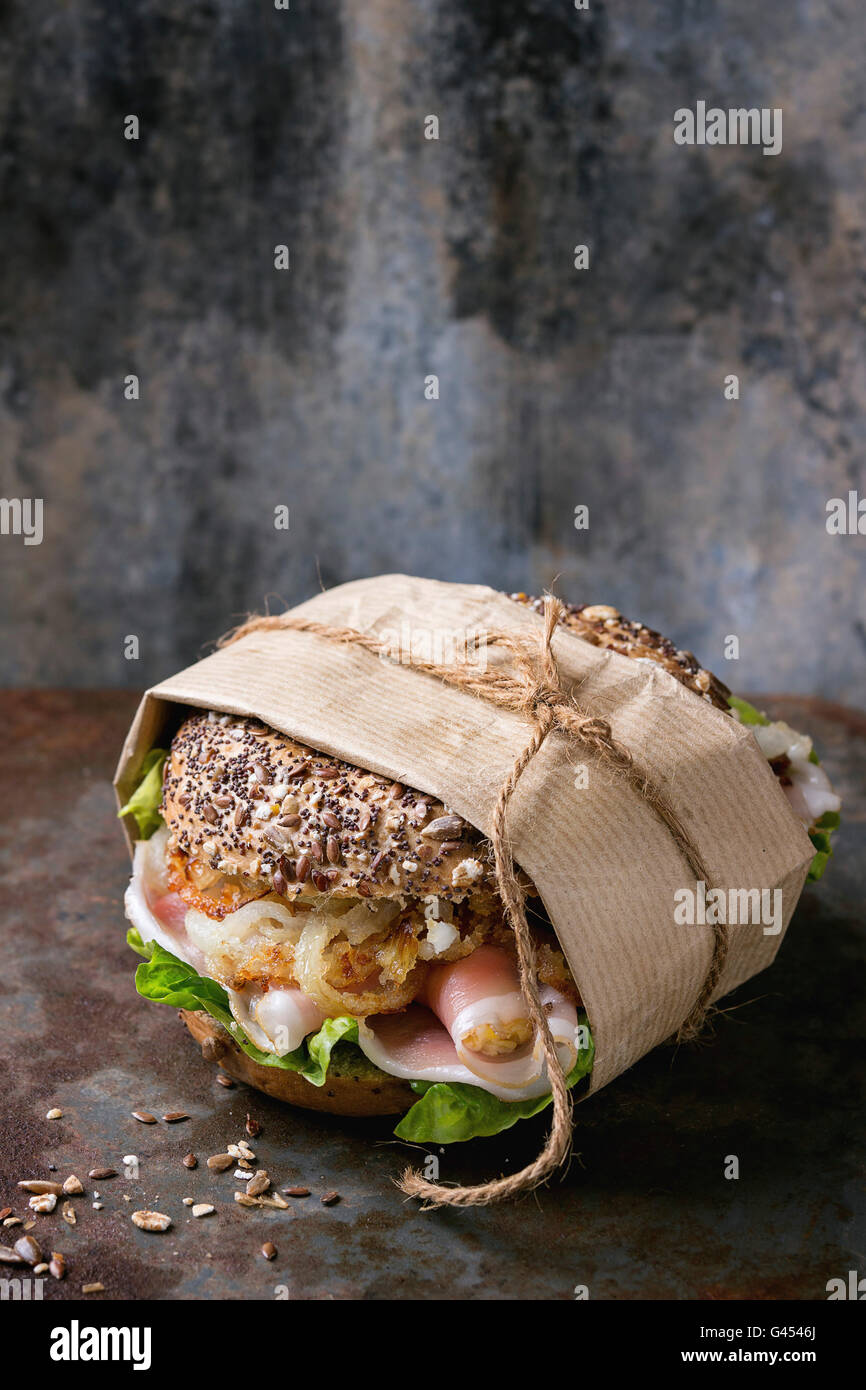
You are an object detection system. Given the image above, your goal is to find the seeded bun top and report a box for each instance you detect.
[511,596,731,711]
[163,597,731,908]
[162,712,499,905]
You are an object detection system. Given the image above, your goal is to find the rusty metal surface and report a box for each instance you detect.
[1,689,863,1301]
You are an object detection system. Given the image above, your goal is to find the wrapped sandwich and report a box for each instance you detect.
[116,579,839,1197]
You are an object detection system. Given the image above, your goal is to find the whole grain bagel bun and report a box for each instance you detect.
[181,1009,414,1116]
[161,595,730,917]
[162,713,504,910]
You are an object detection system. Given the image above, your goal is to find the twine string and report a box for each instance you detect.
[219,596,727,1207]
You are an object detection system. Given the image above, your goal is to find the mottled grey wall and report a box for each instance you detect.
[1,1,864,703]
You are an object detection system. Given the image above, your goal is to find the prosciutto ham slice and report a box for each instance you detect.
[125,828,326,1054]
[418,945,580,1091]
[126,834,581,1100]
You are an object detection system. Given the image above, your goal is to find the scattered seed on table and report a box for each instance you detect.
[33,1262,49,1274]
[23,1220,36,1231]
[246,1171,270,1198]
[206,1154,234,1172]
[14,1235,42,1265]
[3,1217,22,1228]
[162,1111,189,1123]
[61,1204,76,1226]
[234,1169,253,1182]
[18,1181,63,1195]
[216,1074,234,1089]
[88,1168,117,1181]
[192,1204,214,1219]
[261,1242,277,1261]
[0,1246,26,1265]
[183,1153,198,1170]
[82,1283,104,1294]
[46,1108,63,1120]
[260,1192,289,1210]
[321,1191,340,1206]
[234,1192,258,1208]
[245,1114,261,1137]
[283,1186,310,1198]
[29,1194,57,1214]
[131,1210,171,1232]
[49,1252,67,1280]
[131,1111,157,1124]
[92,1203,103,1211]
[0,1208,10,1222]
[183,1198,194,1206]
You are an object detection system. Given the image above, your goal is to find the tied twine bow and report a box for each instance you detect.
[220,596,726,1208]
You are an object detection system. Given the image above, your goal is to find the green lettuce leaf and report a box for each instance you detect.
[130,933,357,1083]
[727,695,838,882]
[118,749,168,839]
[727,694,769,726]
[127,933,596,1140]
[807,809,840,883]
[393,1022,595,1144]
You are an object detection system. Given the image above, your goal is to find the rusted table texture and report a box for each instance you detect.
[0,690,863,1299]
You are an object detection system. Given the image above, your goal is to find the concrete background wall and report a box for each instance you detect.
[0,1,864,702]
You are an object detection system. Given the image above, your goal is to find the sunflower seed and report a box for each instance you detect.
[0,1246,26,1265]
[206,1154,234,1172]
[88,1168,117,1180]
[261,1242,277,1261]
[320,1191,340,1206]
[131,1210,171,1232]
[131,1110,157,1124]
[216,1073,235,1088]
[33,1262,49,1274]
[283,1186,310,1197]
[0,1208,10,1221]
[246,1171,270,1198]
[17,1181,63,1195]
[82,1283,105,1294]
[45,1108,63,1120]
[3,1218,21,1228]
[28,1194,57,1213]
[420,815,464,840]
[162,1112,189,1123]
[14,1235,42,1265]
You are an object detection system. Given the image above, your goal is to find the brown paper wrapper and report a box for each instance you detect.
[114,575,814,1094]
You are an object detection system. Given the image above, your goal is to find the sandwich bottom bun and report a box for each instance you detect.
[180,1009,415,1117]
